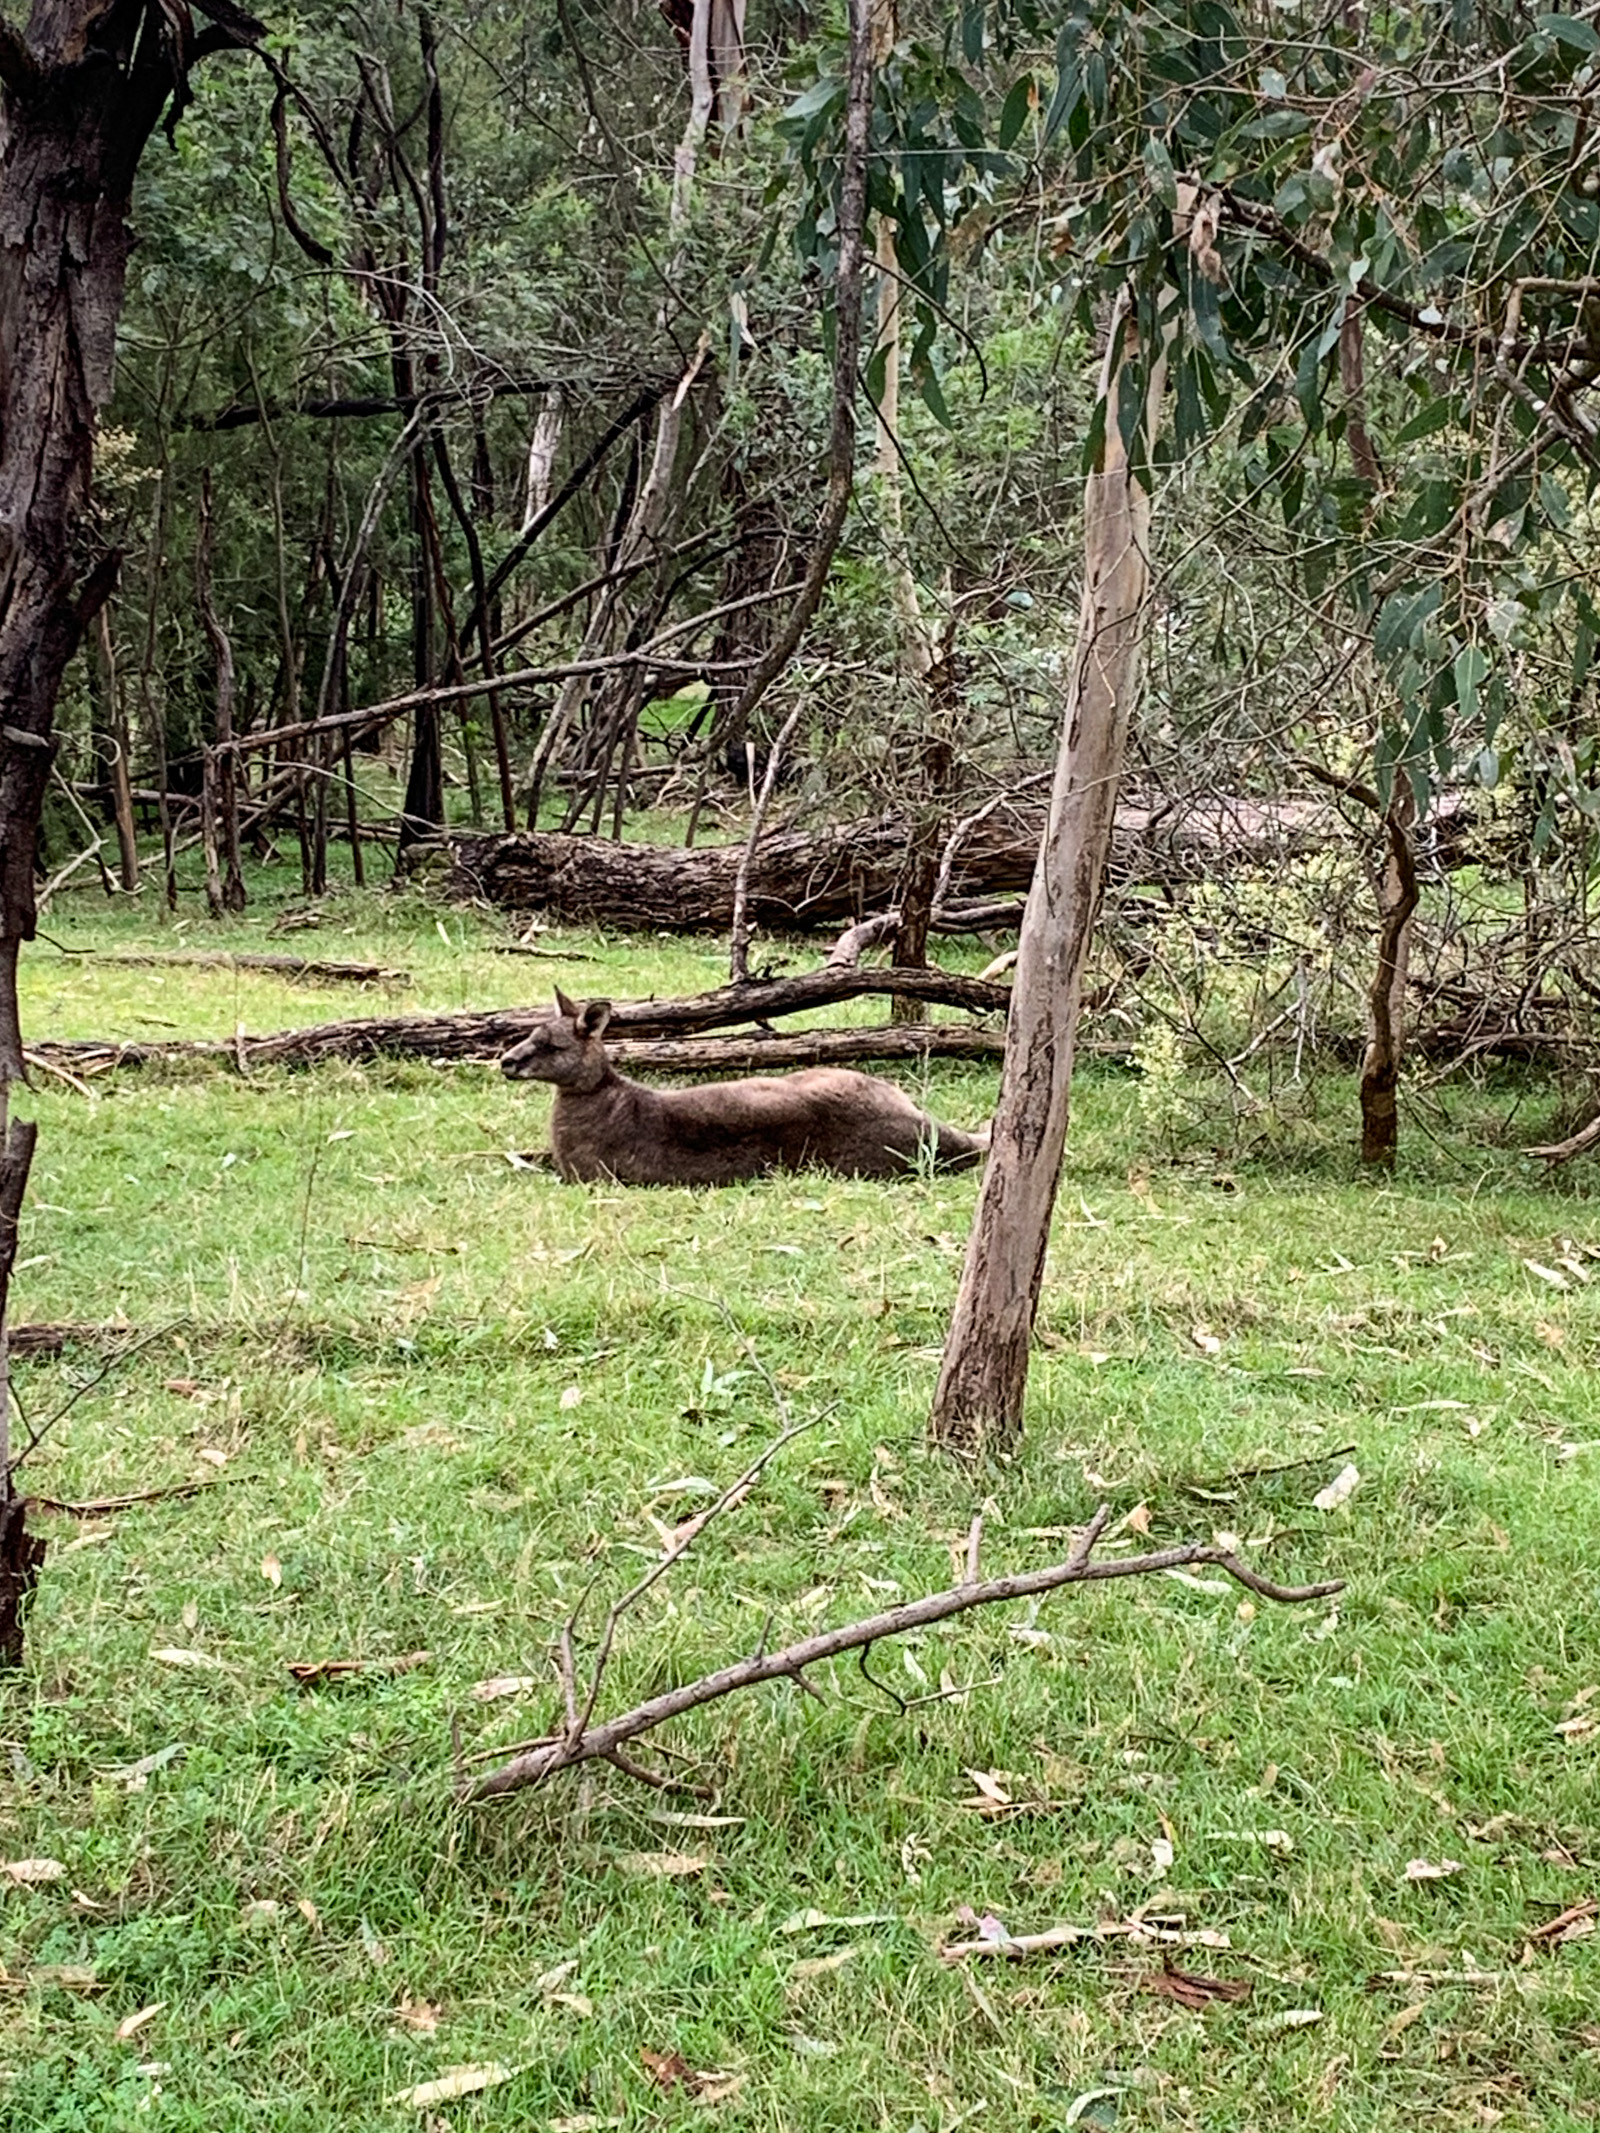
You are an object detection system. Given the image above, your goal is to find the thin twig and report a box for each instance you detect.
[1180,1444,1357,1497]
[729,702,804,984]
[10,1324,180,1472]
[31,1475,239,1517]
[566,1414,819,1747]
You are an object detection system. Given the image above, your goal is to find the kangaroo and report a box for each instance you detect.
[500,991,989,1186]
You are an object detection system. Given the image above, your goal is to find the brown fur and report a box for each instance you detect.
[500,991,989,1185]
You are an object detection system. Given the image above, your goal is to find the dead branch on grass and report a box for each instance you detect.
[32,1476,237,1516]
[89,952,410,985]
[465,1497,1340,1802]
[22,965,1010,1078]
[1528,1109,1600,1163]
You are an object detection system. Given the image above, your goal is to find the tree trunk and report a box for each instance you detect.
[95,607,141,891]
[929,291,1167,1457]
[1359,787,1418,1169]
[196,472,245,912]
[0,0,256,1662]
[0,1106,44,1664]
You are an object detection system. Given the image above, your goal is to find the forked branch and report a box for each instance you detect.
[465,1502,1341,1802]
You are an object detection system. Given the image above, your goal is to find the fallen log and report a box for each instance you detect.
[9,1322,138,1358]
[1527,1108,1600,1163]
[88,952,410,985]
[436,792,1473,934]
[608,1025,1004,1073]
[22,966,1010,1077]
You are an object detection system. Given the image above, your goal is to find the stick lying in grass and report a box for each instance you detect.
[465,1493,1342,1803]
[90,952,411,985]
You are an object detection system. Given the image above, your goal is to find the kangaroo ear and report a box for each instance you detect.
[577,998,613,1040]
[554,986,579,1020]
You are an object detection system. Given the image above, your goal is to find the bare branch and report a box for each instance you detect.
[466,1510,1341,1801]
[567,1414,818,1746]
[729,702,803,982]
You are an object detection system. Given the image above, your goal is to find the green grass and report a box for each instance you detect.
[4,863,1600,2132]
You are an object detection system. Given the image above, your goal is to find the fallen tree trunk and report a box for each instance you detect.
[23,965,1009,1077]
[609,1025,1003,1073]
[437,793,1471,934]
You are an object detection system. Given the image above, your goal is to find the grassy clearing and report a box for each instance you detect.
[4,870,1600,2132]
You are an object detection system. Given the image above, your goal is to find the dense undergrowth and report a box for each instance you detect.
[3,870,1599,2132]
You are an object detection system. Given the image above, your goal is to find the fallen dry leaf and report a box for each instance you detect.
[260,1555,282,1589]
[470,1675,542,1702]
[396,1994,442,2033]
[638,2047,738,2100]
[615,1851,707,1878]
[387,2063,520,2108]
[1404,1858,1465,1882]
[1524,1259,1570,1290]
[149,1646,234,1673]
[791,1948,858,1980]
[1313,1464,1361,1513]
[641,2047,693,2090]
[114,2003,165,2041]
[1384,2002,1427,2045]
[1526,1897,1599,1946]
[287,1650,430,1685]
[1191,1324,1223,1355]
[2,1858,65,1885]
[240,1900,281,1928]
[963,1768,1012,1806]
[1142,1963,1252,2009]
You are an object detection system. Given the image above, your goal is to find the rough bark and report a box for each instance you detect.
[1359,786,1419,1168]
[0,0,262,1663]
[930,290,1167,1456]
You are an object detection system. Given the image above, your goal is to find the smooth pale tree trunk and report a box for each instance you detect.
[1359,787,1418,1168]
[929,291,1167,1455]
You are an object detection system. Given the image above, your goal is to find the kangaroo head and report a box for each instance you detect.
[500,989,614,1090]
